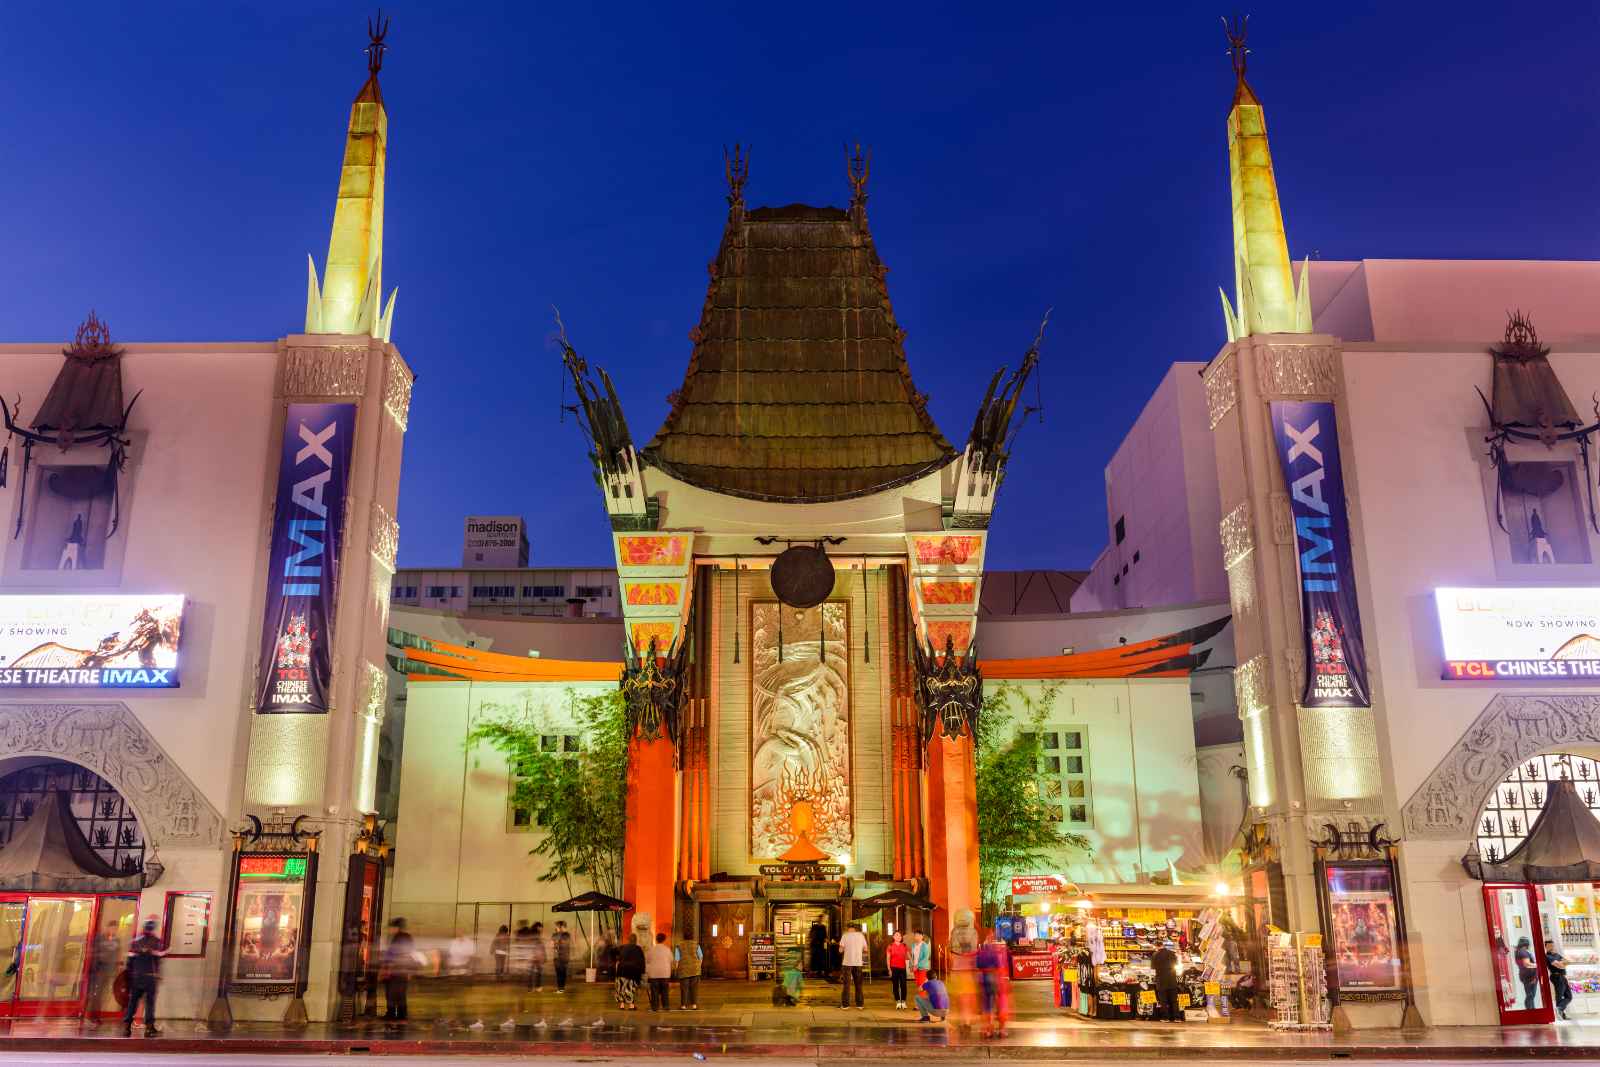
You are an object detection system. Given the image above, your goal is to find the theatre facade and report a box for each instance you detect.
[0,26,412,1025]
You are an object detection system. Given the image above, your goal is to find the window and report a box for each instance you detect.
[1476,752,1600,864]
[1034,727,1091,828]
[391,585,418,599]
[426,585,450,598]
[523,585,566,598]
[471,585,516,599]
[575,585,610,598]
[1114,517,1125,545]
[451,586,464,597]
[1132,550,1140,564]
[508,735,581,831]
[0,761,144,872]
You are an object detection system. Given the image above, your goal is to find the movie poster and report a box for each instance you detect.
[1270,400,1372,708]
[1325,864,1401,992]
[232,880,306,983]
[255,403,356,713]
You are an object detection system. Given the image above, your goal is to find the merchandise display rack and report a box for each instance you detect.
[1267,938,1330,1031]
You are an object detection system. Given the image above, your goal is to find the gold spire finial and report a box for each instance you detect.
[724,144,749,222]
[366,10,390,76]
[1223,14,1249,82]
[846,142,871,230]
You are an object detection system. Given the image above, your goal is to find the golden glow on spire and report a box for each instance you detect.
[1219,16,1308,341]
[306,16,396,340]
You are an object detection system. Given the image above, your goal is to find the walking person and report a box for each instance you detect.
[551,920,573,993]
[491,925,510,979]
[886,930,910,1009]
[674,926,703,1010]
[975,929,1012,1037]
[838,923,867,1010]
[646,932,674,1011]
[615,933,645,1010]
[122,917,164,1037]
[381,918,416,1023]
[1546,938,1573,1020]
[88,920,122,1018]
[1151,939,1183,1022]
[528,921,548,992]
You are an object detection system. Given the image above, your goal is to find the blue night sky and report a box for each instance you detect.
[0,4,1595,571]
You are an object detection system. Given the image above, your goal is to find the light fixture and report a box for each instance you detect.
[1040,900,1051,914]
[1074,899,1093,911]
[1213,881,1232,897]
[711,923,719,937]
[834,851,851,866]
[737,923,745,937]
[887,922,895,936]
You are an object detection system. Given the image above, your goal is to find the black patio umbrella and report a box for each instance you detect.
[551,892,633,970]
[855,889,934,912]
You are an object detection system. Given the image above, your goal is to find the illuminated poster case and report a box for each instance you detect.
[231,855,310,986]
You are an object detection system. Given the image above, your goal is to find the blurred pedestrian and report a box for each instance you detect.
[381,918,416,1023]
[491,925,510,979]
[528,921,548,992]
[646,932,674,1011]
[976,928,1011,1037]
[88,920,122,1018]
[552,920,573,993]
[512,922,533,982]
[122,917,165,1037]
[615,934,645,1010]
[674,926,703,1010]
[887,929,909,1009]
[447,932,475,978]
[910,931,931,987]
[1151,940,1182,1022]
[807,920,827,976]
[947,910,980,1027]
[838,923,867,1009]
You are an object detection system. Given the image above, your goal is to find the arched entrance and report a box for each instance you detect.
[1468,751,1600,1026]
[0,758,148,1020]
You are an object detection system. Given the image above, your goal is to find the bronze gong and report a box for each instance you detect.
[769,545,835,609]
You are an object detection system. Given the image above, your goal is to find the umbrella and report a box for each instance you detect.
[552,892,633,971]
[855,889,934,912]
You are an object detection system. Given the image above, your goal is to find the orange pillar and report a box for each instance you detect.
[623,732,677,937]
[924,729,979,946]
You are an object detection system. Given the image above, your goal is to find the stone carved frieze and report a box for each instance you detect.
[1226,558,1257,625]
[1220,501,1254,570]
[369,500,399,572]
[0,703,223,847]
[1286,646,1307,699]
[362,662,387,724]
[1402,694,1600,840]
[1270,493,1294,546]
[1205,351,1238,430]
[383,349,414,431]
[1256,345,1339,399]
[280,345,368,398]
[1235,654,1271,717]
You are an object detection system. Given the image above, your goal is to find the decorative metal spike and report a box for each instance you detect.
[861,566,871,663]
[732,557,742,664]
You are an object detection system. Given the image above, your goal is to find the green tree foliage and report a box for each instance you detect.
[466,688,629,932]
[975,682,1091,909]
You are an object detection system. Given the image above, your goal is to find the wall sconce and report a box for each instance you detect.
[711,923,719,937]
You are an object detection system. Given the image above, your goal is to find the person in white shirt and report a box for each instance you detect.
[838,924,869,1009]
[645,932,675,1011]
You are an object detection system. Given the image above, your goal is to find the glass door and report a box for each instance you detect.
[86,897,138,1018]
[1483,883,1555,1025]
[15,895,95,1018]
[0,897,26,1017]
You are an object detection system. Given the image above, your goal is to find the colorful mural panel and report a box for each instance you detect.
[615,534,689,568]
[922,619,973,654]
[919,579,978,606]
[910,534,984,567]
[624,581,681,607]
[750,602,852,861]
[628,620,678,655]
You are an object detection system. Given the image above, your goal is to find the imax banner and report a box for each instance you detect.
[1270,400,1371,708]
[256,403,356,714]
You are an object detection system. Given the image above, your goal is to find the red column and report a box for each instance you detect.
[623,731,677,937]
[924,729,979,946]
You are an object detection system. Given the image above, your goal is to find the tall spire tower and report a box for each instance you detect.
[306,13,396,340]
[1220,16,1309,340]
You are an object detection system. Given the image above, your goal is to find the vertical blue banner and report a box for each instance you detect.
[256,402,357,714]
[1270,400,1371,709]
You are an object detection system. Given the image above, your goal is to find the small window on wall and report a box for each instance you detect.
[1491,459,1591,566]
[18,464,115,571]
[1035,726,1092,827]
[507,737,581,831]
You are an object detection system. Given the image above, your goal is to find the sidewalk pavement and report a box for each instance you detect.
[5,974,1600,1059]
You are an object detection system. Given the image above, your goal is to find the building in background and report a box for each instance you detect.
[0,24,412,1027]
[1071,364,1227,614]
[390,564,619,617]
[462,515,529,568]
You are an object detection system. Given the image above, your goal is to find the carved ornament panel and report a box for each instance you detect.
[383,350,414,431]
[280,345,368,398]
[0,703,223,847]
[1205,351,1239,430]
[1235,654,1271,717]
[1220,501,1254,570]
[369,500,399,572]
[1256,345,1339,399]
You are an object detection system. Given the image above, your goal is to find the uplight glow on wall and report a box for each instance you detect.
[0,594,184,687]
[1436,587,1600,680]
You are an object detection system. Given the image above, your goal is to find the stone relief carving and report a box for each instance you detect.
[1205,351,1238,430]
[363,662,387,724]
[383,349,414,431]
[1235,654,1270,717]
[1285,645,1306,698]
[280,345,368,398]
[1270,493,1294,546]
[1219,501,1254,570]
[1402,694,1600,840]
[1226,558,1257,626]
[1255,344,1339,399]
[369,500,399,573]
[0,703,223,847]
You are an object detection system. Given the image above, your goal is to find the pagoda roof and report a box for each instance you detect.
[642,203,956,502]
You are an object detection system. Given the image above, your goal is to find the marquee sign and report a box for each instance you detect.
[256,403,356,714]
[0,594,184,688]
[1437,587,1600,679]
[1270,401,1371,708]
